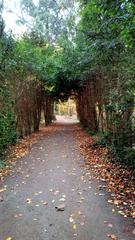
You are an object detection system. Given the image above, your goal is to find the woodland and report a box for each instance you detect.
[0,0,135,170]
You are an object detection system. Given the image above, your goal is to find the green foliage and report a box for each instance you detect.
[92,131,112,147]
[19,0,78,42]
[84,127,98,136]
[0,82,17,161]
[110,145,135,168]
[77,0,135,169]
[93,130,135,168]
[0,31,17,163]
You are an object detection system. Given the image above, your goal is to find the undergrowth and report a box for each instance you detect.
[90,131,135,172]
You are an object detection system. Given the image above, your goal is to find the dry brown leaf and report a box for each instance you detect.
[69,217,74,223]
[107,223,113,228]
[42,201,48,205]
[55,203,65,211]
[107,234,118,240]
[26,198,32,204]
[0,188,6,193]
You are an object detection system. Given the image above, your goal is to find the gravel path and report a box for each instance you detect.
[0,120,134,240]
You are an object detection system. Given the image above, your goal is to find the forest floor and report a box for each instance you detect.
[0,117,135,240]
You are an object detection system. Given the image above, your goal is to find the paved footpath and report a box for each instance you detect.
[0,120,134,240]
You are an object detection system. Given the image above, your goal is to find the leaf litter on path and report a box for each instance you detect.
[0,125,58,181]
[76,127,135,220]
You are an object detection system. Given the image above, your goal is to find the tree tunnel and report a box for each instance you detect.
[18,72,101,138]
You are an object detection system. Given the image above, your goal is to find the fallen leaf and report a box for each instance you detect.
[76,128,135,219]
[38,191,43,194]
[55,203,65,211]
[0,196,4,202]
[114,199,121,205]
[59,198,65,202]
[26,198,32,204]
[99,193,105,196]
[107,223,113,228]
[18,213,23,217]
[80,221,85,226]
[77,200,83,203]
[73,224,77,230]
[0,188,6,193]
[80,197,85,200]
[42,201,48,205]
[49,189,53,192]
[78,211,83,215]
[107,234,118,240]
[108,199,113,204]
[69,217,74,223]
[78,192,82,195]
[54,190,59,195]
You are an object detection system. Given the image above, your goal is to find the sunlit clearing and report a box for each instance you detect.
[54,98,79,123]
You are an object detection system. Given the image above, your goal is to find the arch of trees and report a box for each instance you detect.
[0,0,135,169]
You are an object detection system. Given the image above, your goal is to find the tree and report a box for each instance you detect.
[0,3,17,162]
[19,0,78,42]
[75,0,135,167]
